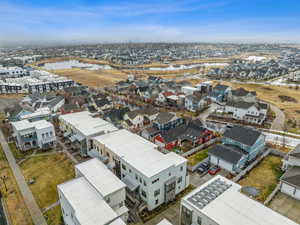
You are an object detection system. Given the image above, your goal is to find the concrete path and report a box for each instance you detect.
[270,104,285,131]
[0,130,47,225]
[57,139,78,164]
[42,201,59,213]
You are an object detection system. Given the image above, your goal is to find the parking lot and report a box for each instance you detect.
[269,192,300,224]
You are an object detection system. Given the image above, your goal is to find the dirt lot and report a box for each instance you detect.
[269,192,300,224]
[52,68,128,88]
[239,155,283,202]
[0,146,33,225]
[20,153,74,211]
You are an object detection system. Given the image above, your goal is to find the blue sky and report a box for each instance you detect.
[1,0,300,45]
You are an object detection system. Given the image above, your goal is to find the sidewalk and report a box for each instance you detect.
[0,130,47,225]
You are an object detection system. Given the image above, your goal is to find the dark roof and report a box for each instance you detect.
[209,144,246,164]
[87,105,97,113]
[154,112,176,124]
[124,119,133,127]
[95,98,110,108]
[289,144,300,158]
[223,126,262,146]
[62,103,79,112]
[144,126,160,136]
[231,88,256,97]
[161,124,187,143]
[5,104,24,118]
[213,84,229,91]
[48,96,64,108]
[126,110,140,120]
[281,166,300,188]
[226,101,268,110]
[103,108,130,123]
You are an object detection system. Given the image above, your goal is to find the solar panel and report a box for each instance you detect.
[187,178,232,209]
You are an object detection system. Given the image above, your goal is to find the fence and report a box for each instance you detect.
[182,138,220,157]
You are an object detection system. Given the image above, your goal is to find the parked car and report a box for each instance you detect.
[197,162,210,174]
[208,165,220,175]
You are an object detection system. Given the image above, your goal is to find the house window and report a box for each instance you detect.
[197,216,202,225]
[143,180,147,186]
[152,178,159,184]
[135,174,138,180]
[141,190,147,198]
[139,178,142,183]
[119,202,123,208]
[129,169,132,173]
[178,176,182,183]
[106,197,110,203]
[122,164,126,170]
[180,166,183,171]
[155,199,159,205]
[154,189,160,197]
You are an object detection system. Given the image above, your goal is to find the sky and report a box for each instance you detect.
[1,0,300,46]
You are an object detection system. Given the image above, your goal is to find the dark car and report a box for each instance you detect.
[208,165,221,175]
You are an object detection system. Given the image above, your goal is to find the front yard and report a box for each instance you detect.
[20,152,75,224]
[187,148,210,166]
[239,155,283,202]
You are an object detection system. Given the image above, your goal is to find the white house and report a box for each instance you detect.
[180,175,298,225]
[181,86,198,96]
[280,144,300,200]
[11,119,56,151]
[59,111,118,156]
[185,95,209,112]
[58,158,127,225]
[228,88,257,103]
[123,110,144,128]
[224,101,268,125]
[89,129,189,211]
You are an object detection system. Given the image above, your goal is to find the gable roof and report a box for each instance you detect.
[95,98,110,108]
[231,88,256,97]
[281,166,300,188]
[223,126,262,146]
[209,144,246,164]
[226,101,268,110]
[154,112,177,124]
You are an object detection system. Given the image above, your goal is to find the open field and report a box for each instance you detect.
[52,68,128,88]
[20,153,74,210]
[239,155,283,202]
[8,143,34,161]
[221,82,300,129]
[0,146,33,225]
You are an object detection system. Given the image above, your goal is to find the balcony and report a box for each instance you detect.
[41,136,56,144]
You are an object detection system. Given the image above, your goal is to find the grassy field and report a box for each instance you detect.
[8,143,34,161]
[44,205,62,225]
[239,155,283,202]
[221,82,300,129]
[187,148,210,166]
[52,68,128,88]
[0,146,33,225]
[20,153,74,210]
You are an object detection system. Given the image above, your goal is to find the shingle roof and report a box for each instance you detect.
[231,88,256,97]
[208,144,246,164]
[281,166,300,188]
[154,112,176,124]
[223,126,262,146]
[95,99,110,108]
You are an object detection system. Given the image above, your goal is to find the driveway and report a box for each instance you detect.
[197,103,219,126]
[270,104,285,131]
[269,192,300,224]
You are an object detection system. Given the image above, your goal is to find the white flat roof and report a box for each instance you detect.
[94,129,185,178]
[182,175,298,225]
[59,111,118,137]
[75,158,126,197]
[156,219,173,225]
[58,177,119,225]
[12,119,53,131]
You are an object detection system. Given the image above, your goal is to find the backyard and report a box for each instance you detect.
[0,146,33,225]
[239,155,283,202]
[20,152,74,224]
[187,148,210,166]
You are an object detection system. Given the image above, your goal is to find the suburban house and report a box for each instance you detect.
[228,88,257,103]
[153,112,184,131]
[5,104,33,121]
[208,126,265,173]
[141,127,160,141]
[59,111,118,156]
[185,95,209,113]
[11,119,56,151]
[154,120,214,150]
[94,98,111,112]
[195,81,212,94]
[280,144,300,200]
[123,110,144,129]
[157,91,175,104]
[89,129,189,211]
[22,93,65,112]
[180,175,298,225]
[103,108,130,125]
[210,84,231,102]
[181,86,198,96]
[58,158,127,225]
[60,103,82,115]
[224,101,268,125]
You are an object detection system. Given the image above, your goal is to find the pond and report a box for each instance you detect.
[43,60,112,70]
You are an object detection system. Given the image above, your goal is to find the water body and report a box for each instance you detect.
[148,63,228,71]
[43,60,112,70]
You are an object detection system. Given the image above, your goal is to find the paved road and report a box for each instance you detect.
[270,104,285,131]
[0,130,47,225]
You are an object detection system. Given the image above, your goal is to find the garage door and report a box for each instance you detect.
[281,183,295,196]
[219,159,233,172]
[210,155,219,165]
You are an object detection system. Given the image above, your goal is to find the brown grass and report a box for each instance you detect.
[20,153,74,209]
[239,155,283,202]
[52,68,128,88]
[0,146,33,225]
